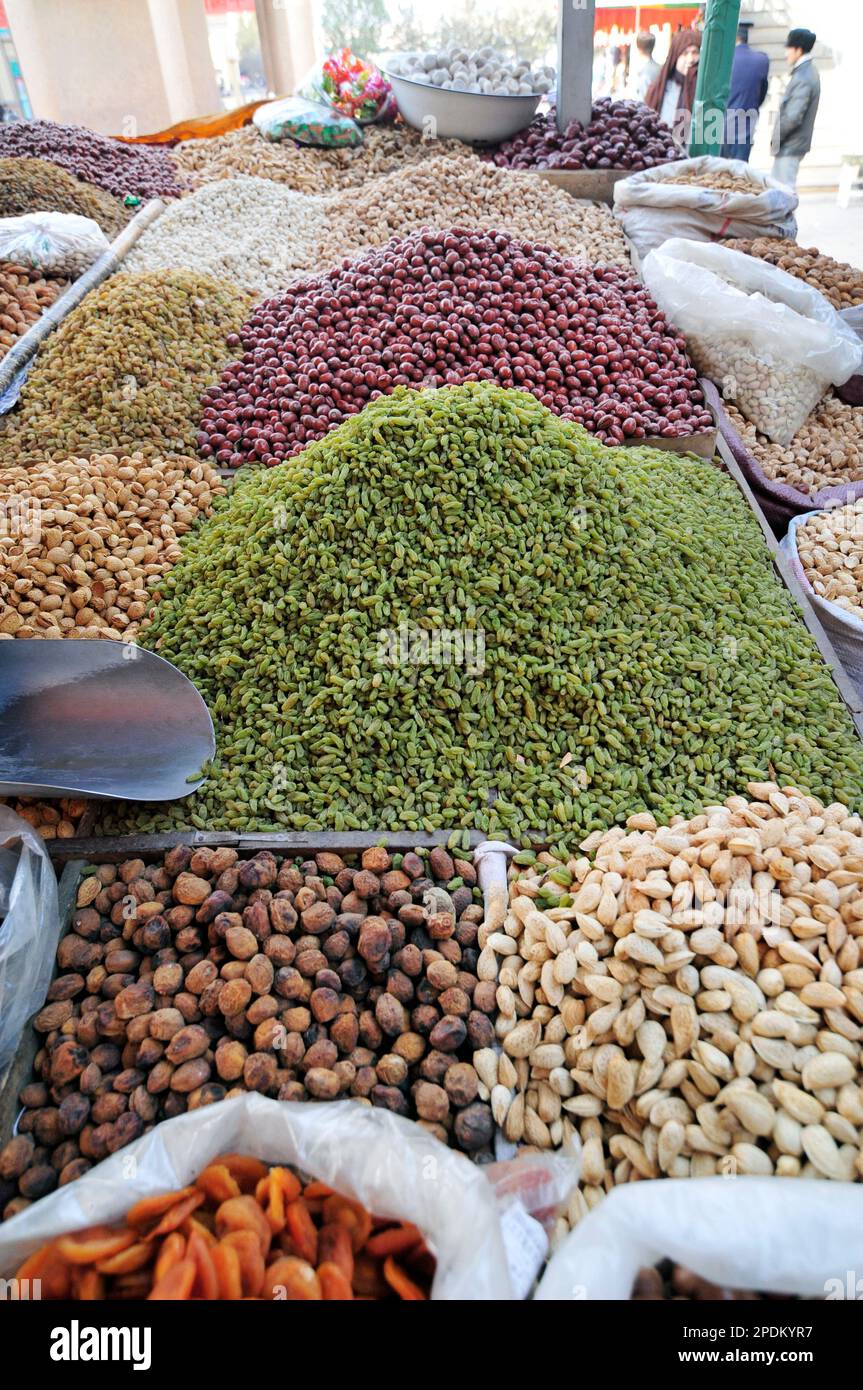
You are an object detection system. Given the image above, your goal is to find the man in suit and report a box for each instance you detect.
[772,27,821,189]
[721,22,769,162]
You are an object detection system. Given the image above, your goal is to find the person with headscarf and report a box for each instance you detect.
[644,28,702,136]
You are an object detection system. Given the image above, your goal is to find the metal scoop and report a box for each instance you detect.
[0,640,215,801]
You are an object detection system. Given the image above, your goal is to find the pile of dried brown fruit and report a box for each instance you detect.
[0,841,492,1219]
[0,271,250,463]
[482,782,863,1245]
[13,1157,435,1300]
[3,796,86,838]
[0,156,130,237]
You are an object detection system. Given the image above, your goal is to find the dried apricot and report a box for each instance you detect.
[183,1215,217,1246]
[73,1267,106,1300]
[127,1185,200,1231]
[220,1229,265,1298]
[302,1180,334,1199]
[384,1255,428,1300]
[321,1195,372,1252]
[210,1153,268,1192]
[215,1195,272,1258]
[56,1224,136,1265]
[352,1253,389,1298]
[16,1246,71,1300]
[261,1166,302,1234]
[153,1231,186,1283]
[365,1224,423,1258]
[318,1261,354,1300]
[262,1256,321,1301]
[284,1199,318,1265]
[195,1163,241,1205]
[95,1242,153,1276]
[16,1243,63,1282]
[110,1273,154,1300]
[188,1229,219,1300]
[148,1256,196,1300]
[317,1223,354,1282]
[142,1190,205,1240]
[211,1240,243,1300]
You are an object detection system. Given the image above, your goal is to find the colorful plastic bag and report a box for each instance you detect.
[302,48,396,124]
[252,96,362,148]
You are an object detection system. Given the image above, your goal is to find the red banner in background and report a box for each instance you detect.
[0,3,8,29]
[204,0,256,12]
[596,7,700,31]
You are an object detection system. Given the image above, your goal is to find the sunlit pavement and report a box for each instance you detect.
[794,193,863,267]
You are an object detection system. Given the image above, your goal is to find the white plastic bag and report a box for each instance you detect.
[0,1093,514,1299]
[614,156,798,260]
[0,212,109,278]
[0,808,59,1081]
[782,510,863,697]
[642,239,863,445]
[535,1177,863,1300]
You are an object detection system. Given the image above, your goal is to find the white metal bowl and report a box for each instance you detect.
[379,58,541,143]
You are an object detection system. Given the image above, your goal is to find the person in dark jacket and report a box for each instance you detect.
[721,22,769,162]
[772,27,820,188]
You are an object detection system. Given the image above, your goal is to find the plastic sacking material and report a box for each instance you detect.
[535,1177,863,1300]
[0,212,110,277]
[0,807,59,1080]
[643,238,863,445]
[0,1093,515,1299]
[614,155,798,260]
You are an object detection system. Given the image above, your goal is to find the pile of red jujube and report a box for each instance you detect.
[197,228,710,466]
[0,120,185,201]
[486,99,681,172]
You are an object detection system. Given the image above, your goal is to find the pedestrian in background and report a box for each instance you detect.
[772,27,821,189]
[628,32,661,103]
[644,29,702,134]
[721,22,769,163]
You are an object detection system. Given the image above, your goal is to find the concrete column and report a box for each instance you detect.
[5,0,219,134]
[256,0,316,97]
[557,0,595,129]
[148,0,219,124]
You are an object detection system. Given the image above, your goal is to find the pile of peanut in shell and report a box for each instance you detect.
[724,395,863,496]
[479,782,863,1250]
[663,166,763,195]
[722,238,863,312]
[794,499,863,622]
[0,454,224,640]
[0,262,66,360]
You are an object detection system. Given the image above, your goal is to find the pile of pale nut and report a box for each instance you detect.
[476,783,863,1248]
[725,395,863,496]
[795,500,863,621]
